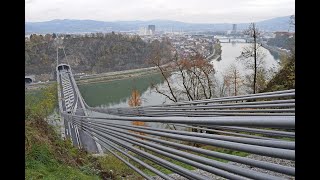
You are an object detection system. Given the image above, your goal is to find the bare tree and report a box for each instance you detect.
[150,52,216,140]
[223,74,231,96]
[243,67,270,93]
[150,54,178,102]
[151,52,215,102]
[216,78,227,97]
[237,23,265,94]
[148,41,178,102]
[224,64,244,96]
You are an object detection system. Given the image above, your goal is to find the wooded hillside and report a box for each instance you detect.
[25,33,173,77]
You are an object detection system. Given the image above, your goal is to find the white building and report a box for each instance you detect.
[139,27,147,36]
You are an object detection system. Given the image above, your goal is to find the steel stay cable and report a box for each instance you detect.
[70,118,295,176]
[98,103,295,112]
[68,113,295,139]
[102,110,295,117]
[61,112,295,128]
[113,99,296,111]
[100,140,174,180]
[76,118,295,149]
[170,124,282,140]
[204,126,295,138]
[92,132,203,180]
[99,103,295,115]
[89,121,295,159]
[70,120,184,180]
[83,124,248,180]
[123,108,295,113]
[95,138,153,180]
[67,119,150,179]
[83,129,174,180]
[58,70,295,177]
[84,122,286,180]
[102,131,257,180]
[88,127,210,180]
[71,117,206,180]
[71,118,295,160]
[105,89,295,109]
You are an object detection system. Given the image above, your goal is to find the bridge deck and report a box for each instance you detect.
[57,63,295,179]
[57,65,99,153]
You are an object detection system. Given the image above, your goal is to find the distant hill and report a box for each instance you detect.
[25,16,293,34]
[244,16,292,32]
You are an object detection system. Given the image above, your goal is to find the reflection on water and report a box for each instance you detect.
[211,43,280,83]
[79,42,280,108]
[78,72,166,108]
[80,42,280,137]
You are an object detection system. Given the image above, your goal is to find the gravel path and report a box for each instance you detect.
[228,154,295,180]
[152,154,295,180]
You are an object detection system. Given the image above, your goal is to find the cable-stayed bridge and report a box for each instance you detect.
[56,62,295,180]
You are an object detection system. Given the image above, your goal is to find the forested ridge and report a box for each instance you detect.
[25,33,173,78]
[267,33,295,51]
[263,33,295,92]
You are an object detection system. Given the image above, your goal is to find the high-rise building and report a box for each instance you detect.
[148,25,156,35]
[232,24,237,33]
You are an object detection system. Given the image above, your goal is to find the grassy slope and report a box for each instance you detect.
[25,85,108,179]
[25,84,147,179]
[25,119,103,179]
[25,84,257,180]
[97,154,142,180]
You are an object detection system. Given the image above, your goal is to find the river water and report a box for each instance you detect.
[79,42,280,109]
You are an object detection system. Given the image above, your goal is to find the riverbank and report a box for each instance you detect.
[75,66,159,85]
[261,42,290,60]
[25,81,56,91]
[25,66,160,92]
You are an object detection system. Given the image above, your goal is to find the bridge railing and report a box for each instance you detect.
[61,89,295,180]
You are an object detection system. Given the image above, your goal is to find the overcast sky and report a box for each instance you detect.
[26,0,295,23]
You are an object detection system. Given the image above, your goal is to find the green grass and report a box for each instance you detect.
[25,85,108,180]
[97,153,142,180]
[200,145,250,163]
[26,144,100,180]
[25,83,58,121]
[96,137,252,178]
[25,118,104,180]
[140,154,196,176]
[97,147,196,178]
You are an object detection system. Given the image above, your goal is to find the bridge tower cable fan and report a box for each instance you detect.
[56,46,59,67]
[62,47,70,66]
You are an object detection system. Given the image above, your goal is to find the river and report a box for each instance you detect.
[79,42,280,108]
